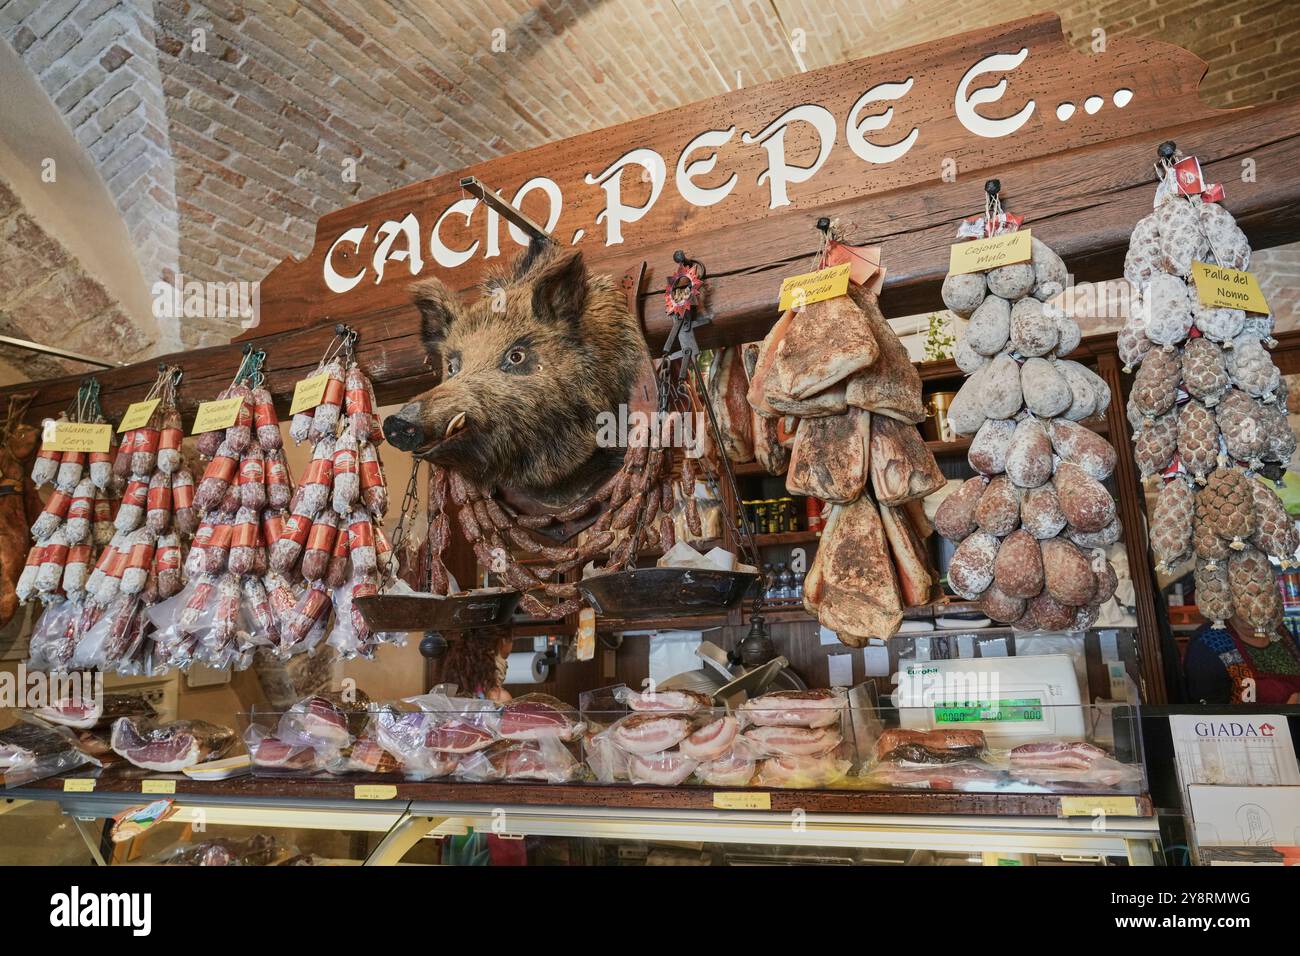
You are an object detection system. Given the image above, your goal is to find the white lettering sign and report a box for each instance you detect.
[317,43,1082,293]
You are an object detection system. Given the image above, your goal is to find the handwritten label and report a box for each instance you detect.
[948,228,1032,275]
[1191,261,1269,314]
[42,422,112,454]
[1060,795,1141,817]
[142,779,176,794]
[117,399,161,433]
[777,263,851,312]
[354,784,398,801]
[290,373,331,415]
[190,396,244,435]
[62,778,96,792]
[713,791,772,810]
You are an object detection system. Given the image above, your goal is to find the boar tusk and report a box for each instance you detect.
[444,411,467,438]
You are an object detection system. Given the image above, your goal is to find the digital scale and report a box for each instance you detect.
[892,654,1086,746]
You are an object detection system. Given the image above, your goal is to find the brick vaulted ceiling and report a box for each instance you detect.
[1,0,1299,354]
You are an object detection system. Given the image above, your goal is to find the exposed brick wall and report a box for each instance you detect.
[0,176,153,373]
[3,0,1300,351]
[0,0,181,347]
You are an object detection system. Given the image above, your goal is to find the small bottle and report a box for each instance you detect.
[776,563,792,600]
[793,568,805,599]
[763,563,776,601]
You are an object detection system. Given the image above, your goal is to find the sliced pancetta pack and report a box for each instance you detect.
[785,408,869,503]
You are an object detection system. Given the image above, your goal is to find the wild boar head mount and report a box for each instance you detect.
[383,243,653,510]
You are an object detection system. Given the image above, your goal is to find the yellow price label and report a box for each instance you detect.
[190,396,244,435]
[777,263,851,312]
[117,399,161,433]
[354,784,398,801]
[948,228,1032,276]
[712,791,772,810]
[42,422,112,454]
[1191,261,1269,314]
[289,372,331,415]
[63,778,96,792]
[1060,795,1141,818]
[142,779,176,794]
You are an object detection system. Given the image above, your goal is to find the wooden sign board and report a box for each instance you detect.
[247,13,1222,339]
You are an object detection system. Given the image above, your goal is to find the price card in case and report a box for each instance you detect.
[42,422,112,454]
[142,779,176,794]
[1060,795,1141,817]
[117,398,161,433]
[63,778,96,792]
[948,228,1032,275]
[290,372,331,415]
[354,784,398,801]
[191,396,244,434]
[713,791,771,810]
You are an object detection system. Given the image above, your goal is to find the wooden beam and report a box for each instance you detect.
[4,94,1299,425]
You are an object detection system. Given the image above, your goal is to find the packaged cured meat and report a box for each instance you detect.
[31,422,62,488]
[0,718,93,787]
[64,478,94,544]
[110,717,236,772]
[309,358,346,444]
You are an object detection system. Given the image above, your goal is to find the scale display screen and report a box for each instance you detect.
[933,698,1045,724]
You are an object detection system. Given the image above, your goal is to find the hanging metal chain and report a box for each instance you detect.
[383,462,422,591]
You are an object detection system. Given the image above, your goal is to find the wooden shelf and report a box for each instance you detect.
[753,529,820,547]
[13,764,1155,818]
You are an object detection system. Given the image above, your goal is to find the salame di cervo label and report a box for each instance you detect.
[42,422,112,454]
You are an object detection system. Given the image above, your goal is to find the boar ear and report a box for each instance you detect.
[412,278,460,347]
[530,247,587,327]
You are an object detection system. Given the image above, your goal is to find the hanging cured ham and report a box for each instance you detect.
[744,238,941,645]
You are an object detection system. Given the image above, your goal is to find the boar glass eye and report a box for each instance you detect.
[446,355,461,377]
[506,348,526,367]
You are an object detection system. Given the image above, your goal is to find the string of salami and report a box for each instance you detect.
[151,349,291,670]
[1119,146,1297,635]
[277,327,394,659]
[21,373,196,673]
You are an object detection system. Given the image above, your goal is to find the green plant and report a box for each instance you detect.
[923,312,956,361]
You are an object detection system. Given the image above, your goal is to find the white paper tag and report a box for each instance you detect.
[827,653,854,687]
[913,637,932,662]
[863,641,891,677]
[956,635,975,658]
[980,638,1009,658]
[818,626,840,646]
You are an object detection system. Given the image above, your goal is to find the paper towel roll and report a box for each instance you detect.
[504,652,549,685]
